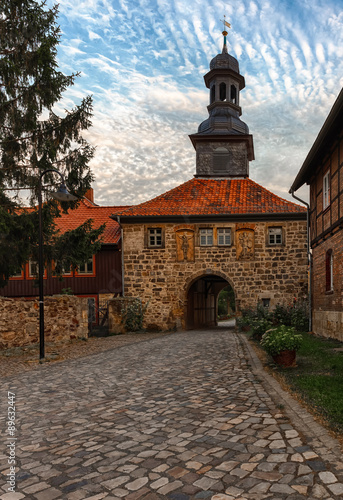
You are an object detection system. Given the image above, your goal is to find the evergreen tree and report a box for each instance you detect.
[0,0,104,287]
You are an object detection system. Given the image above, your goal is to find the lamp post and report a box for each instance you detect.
[38,169,77,360]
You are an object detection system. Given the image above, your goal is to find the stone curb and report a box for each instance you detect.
[240,333,343,468]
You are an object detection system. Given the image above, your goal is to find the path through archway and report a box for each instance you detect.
[186,274,235,329]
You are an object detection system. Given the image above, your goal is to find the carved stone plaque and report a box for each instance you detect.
[236,229,254,260]
[176,229,195,262]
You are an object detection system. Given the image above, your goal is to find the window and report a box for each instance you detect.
[148,228,162,248]
[268,227,282,245]
[200,229,213,246]
[28,260,38,277]
[230,84,237,104]
[78,257,94,275]
[9,268,24,280]
[326,249,333,292]
[219,82,226,101]
[262,298,270,308]
[54,261,72,276]
[213,147,231,175]
[210,85,215,104]
[217,228,231,246]
[27,260,47,279]
[323,171,330,210]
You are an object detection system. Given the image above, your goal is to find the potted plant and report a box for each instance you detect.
[260,325,303,367]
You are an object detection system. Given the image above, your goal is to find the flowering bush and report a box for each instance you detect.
[273,301,309,331]
[250,318,272,340]
[260,325,303,356]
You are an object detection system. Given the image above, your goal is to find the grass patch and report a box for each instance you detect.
[258,332,343,436]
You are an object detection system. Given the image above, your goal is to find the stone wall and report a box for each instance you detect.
[196,141,249,177]
[108,297,142,334]
[122,220,308,331]
[312,310,343,342]
[0,295,88,349]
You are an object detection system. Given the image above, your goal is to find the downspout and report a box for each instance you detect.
[289,190,312,331]
[117,216,125,297]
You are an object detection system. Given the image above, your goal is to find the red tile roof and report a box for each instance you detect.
[54,198,124,244]
[113,178,306,217]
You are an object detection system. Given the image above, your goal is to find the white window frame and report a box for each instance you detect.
[217,228,232,246]
[323,170,330,210]
[148,228,162,248]
[268,227,283,245]
[10,268,24,279]
[200,228,213,246]
[56,262,72,276]
[77,257,94,275]
[28,260,39,277]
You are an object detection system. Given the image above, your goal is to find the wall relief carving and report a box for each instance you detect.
[236,229,254,260]
[175,229,195,262]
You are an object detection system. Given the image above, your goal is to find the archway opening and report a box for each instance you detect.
[186,274,235,329]
[217,284,235,320]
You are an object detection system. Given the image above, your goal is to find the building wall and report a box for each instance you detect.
[122,220,308,331]
[309,119,343,340]
[311,215,343,341]
[309,128,343,245]
[1,246,122,298]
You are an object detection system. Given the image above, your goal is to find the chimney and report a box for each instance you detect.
[84,188,94,203]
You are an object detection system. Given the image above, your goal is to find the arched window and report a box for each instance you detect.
[219,82,226,101]
[230,85,237,104]
[213,147,230,174]
[326,249,333,292]
[210,85,215,104]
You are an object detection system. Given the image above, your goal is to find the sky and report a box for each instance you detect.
[48,0,343,207]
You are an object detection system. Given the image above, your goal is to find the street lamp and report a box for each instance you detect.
[38,169,77,360]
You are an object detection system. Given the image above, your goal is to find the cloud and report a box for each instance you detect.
[42,0,343,207]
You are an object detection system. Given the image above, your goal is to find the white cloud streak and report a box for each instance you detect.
[44,0,343,206]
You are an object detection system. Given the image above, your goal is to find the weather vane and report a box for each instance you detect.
[220,15,231,32]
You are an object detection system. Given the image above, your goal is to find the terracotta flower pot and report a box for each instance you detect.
[272,349,296,367]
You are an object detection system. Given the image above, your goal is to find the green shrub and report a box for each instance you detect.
[271,301,309,331]
[121,299,148,332]
[250,318,272,340]
[260,325,303,356]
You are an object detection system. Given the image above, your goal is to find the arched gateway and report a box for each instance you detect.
[112,30,308,334]
[186,271,235,329]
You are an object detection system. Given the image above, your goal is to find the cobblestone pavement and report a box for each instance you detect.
[0,332,170,380]
[1,328,343,500]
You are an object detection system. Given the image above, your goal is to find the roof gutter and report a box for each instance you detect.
[290,189,312,331]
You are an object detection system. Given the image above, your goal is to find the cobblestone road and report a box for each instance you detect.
[1,328,343,500]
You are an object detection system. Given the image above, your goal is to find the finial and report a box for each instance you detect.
[220,15,231,54]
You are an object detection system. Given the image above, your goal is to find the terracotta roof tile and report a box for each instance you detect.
[54,199,125,244]
[113,178,306,217]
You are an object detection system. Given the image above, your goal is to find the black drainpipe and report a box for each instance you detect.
[116,216,125,297]
[289,190,312,331]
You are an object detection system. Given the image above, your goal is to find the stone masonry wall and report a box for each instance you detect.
[122,220,308,331]
[0,295,88,349]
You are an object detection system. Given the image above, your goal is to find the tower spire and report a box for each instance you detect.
[220,15,231,54]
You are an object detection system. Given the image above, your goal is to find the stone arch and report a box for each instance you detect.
[184,269,236,329]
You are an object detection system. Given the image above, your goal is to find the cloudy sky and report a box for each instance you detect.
[49,0,343,206]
